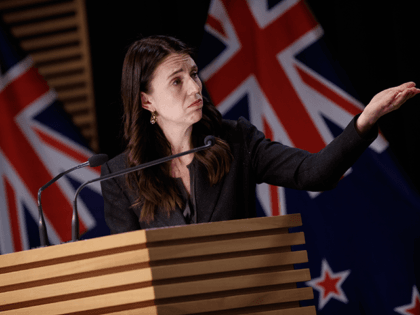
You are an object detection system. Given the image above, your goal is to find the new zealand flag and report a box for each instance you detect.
[198,0,420,313]
[0,23,109,254]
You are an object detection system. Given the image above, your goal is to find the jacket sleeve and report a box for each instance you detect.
[101,158,141,234]
[238,115,377,191]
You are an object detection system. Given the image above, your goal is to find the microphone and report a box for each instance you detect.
[37,153,109,247]
[204,135,215,146]
[72,136,216,241]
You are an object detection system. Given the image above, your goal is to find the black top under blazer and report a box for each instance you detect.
[100,116,377,234]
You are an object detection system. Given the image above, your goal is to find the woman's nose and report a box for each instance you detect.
[187,76,201,94]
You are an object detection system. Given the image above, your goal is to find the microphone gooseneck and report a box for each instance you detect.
[72,137,216,241]
[37,153,109,247]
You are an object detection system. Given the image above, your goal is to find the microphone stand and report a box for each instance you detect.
[37,154,108,247]
[72,137,215,241]
[37,161,89,247]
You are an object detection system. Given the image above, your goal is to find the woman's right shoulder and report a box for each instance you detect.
[221,116,262,142]
[101,151,129,175]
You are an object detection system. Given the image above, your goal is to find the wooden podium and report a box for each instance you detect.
[0,214,316,314]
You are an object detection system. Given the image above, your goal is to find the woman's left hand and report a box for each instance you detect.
[356,82,420,134]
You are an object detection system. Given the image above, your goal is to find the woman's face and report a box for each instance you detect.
[141,53,203,132]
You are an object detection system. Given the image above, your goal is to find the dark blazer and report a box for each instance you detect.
[101,116,377,234]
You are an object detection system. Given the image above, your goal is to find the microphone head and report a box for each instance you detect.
[204,135,216,147]
[88,154,109,167]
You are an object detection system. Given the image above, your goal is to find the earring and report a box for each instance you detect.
[150,111,157,124]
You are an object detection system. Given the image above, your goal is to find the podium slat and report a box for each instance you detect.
[0,248,150,288]
[148,232,305,261]
[154,287,314,314]
[235,307,316,315]
[150,250,308,280]
[0,286,155,315]
[0,285,313,315]
[0,231,148,270]
[153,269,311,299]
[104,306,317,315]
[145,213,302,242]
[0,268,152,306]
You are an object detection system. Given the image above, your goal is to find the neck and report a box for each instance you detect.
[160,124,193,156]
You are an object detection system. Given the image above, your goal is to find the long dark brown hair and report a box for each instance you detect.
[121,35,232,223]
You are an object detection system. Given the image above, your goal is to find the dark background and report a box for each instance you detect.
[85,0,420,194]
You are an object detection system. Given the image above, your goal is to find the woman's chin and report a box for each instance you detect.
[190,110,203,124]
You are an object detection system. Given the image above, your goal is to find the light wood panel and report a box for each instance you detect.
[0,214,316,314]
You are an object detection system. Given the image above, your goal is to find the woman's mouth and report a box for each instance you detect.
[189,99,203,107]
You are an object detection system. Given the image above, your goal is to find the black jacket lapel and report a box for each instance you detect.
[193,160,224,223]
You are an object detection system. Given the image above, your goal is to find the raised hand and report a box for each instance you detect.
[356,82,420,134]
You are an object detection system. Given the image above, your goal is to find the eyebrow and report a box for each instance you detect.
[168,68,184,79]
[167,65,198,80]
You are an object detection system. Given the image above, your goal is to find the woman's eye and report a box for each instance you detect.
[173,78,181,86]
[191,72,198,78]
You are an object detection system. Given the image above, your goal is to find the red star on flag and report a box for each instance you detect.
[306,258,350,310]
[395,286,420,315]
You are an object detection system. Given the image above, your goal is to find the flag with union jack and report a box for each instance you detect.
[0,23,109,254]
[198,0,420,313]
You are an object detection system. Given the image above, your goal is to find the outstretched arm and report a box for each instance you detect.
[356,82,420,135]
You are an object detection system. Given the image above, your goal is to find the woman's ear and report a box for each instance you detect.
[141,92,153,111]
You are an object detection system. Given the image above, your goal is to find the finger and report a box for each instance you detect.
[399,88,413,100]
[393,89,416,109]
[411,87,420,95]
[399,81,416,89]
[401,87,420,100]
[391,82,416,99]
[393,86,417,100]
[388,90,407,109]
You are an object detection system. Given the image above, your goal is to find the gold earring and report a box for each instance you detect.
[150,111,157,124]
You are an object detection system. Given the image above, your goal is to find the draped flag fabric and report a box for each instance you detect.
[0,25,109,254]
[198,0,420,313]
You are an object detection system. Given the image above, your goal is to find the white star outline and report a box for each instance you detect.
[306,258,351,310]
[394,286,420,315]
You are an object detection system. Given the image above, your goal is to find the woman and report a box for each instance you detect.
[101,35,419,234]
